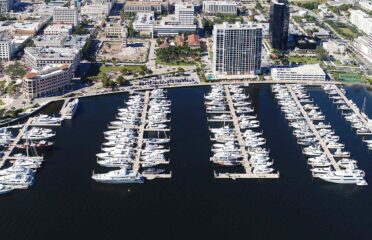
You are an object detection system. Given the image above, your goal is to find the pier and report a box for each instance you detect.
[286,85,340,171]
[1,118,33,168]
[59,98,71,120]
[213,86,279,179]
[333,85,372,133]
[132,91,150,173]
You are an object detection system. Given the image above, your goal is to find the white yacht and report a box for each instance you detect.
[92,168,144,184]
[64,99,79,119]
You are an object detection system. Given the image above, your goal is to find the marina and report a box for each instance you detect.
[273,84,367,186]
[205,84,279,179]
[323,84,372,150]
[0,85,371,239]
[92,89,172,183]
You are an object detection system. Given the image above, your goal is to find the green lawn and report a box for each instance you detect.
[336,72,364,83]
[99,65,146,73]
[288,56,321,64]
[156,58,196,66]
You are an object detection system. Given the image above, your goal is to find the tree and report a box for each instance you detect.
[255,2,263,11]
[316,47,328,61]
[116,75,124,86]
[178,67,185,74]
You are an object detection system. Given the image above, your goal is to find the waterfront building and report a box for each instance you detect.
[133,12,155,36]
[24,47,80,72]
[53,7,79,26]
[202,1,237,15]
[175,2,195,25]
[269,0,289,50]
[271,64,326,81]
[44,24,74,35]
[212,22,262,76]
[349,9,372,35]
[22,64,72,99]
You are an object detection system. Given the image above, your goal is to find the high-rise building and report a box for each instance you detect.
[212,22,262,76]
[0,0,13,13]
[53,7,79,27]
[269,0,289,50]
[175,2,195,25]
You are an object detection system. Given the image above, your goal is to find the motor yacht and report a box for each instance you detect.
[92,168,144,184]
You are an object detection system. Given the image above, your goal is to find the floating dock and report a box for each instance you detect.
[286,84,340,171]
[211,86,279,179]
[0,118,33,168]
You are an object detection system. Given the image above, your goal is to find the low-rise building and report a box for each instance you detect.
[359,0,372,12]
[349,9,372,35]
[187,33,200,49]
[124,1,163,13]
[24,47,80,72]
[271,64,326,81]
[22,64,72,99]
[202,1,238,15]
[34,35,67,47]
[44,24,73,36]
[81,2,112,18]
[322,40,346,55]
[53,7,79,26]
[133,12,155,36]
[0,31,29,60]
[104,22,127,47]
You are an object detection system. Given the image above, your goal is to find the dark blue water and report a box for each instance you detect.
[0,85,371,240]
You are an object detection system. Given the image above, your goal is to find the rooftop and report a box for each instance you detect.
[25,47,80,58]
[272,64,325,75]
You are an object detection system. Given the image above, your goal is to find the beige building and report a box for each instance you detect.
[22,64,72,99]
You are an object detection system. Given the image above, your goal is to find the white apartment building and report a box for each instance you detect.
[24,47,81,72]
[133,12,155,35]
[349,9,372,35]
[53,7,79,26]
[44,24,73,35]
[81,2,112,18]
[271,64,326,81]
[22,64,72,99]
[212,22,262,76]
[359,0,372,12]
[369,33,372,57]
[175,2,195,25]
[202,1,237,15]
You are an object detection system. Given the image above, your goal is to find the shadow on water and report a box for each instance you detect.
[0,86,370,240]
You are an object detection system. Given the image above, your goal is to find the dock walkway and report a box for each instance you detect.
[214,86,279,179]
[334,85,372,133]
[132,91,150,173]
[286,85,340,171]
[1,118,33,168]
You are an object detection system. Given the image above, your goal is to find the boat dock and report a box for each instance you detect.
[286,85,340,171]
[59,98,71,120]
[333,85,372,133]
[132,91,150,173]
[0,118,33,168]
[214,86,279,179]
